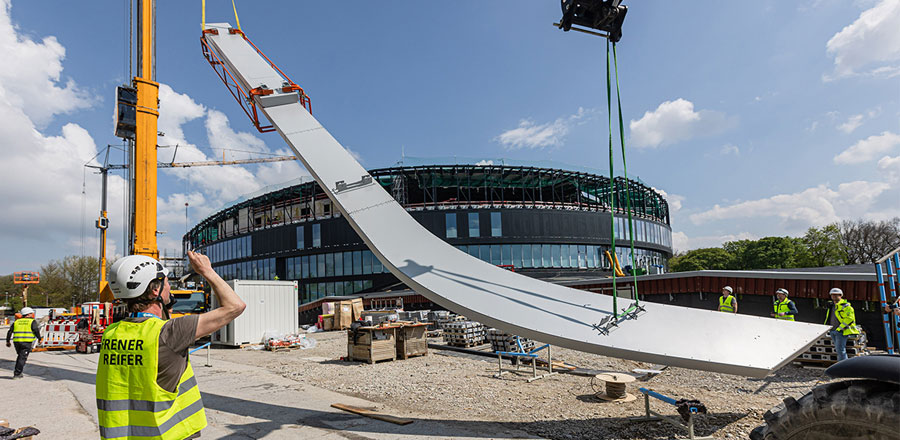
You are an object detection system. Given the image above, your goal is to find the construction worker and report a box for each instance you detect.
[96,251,246,439]
[770,288,797,321]
[824,287,859,362]
[5,307,41,379]
[718,286,738,313]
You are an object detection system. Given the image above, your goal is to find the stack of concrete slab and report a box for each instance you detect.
[486,328,535,353]
[795,331,868,367]
[443,321,486,347]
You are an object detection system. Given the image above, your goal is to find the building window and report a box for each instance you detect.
[490,212,502,237]
[468,213,480,238]
[521,244,532,268]
[297,226,305,249]
[343,252,353,276]
[353,251,362,275]
[373,253,383,274]
[445,213,457,238]
[334,252,343,277]
[312,224,321,248]
[325,253,334,277]
[317,254,325,278]
[490,244,501,265]
[363,251,373,275]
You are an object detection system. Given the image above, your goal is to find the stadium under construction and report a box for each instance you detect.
[183,162,674,305]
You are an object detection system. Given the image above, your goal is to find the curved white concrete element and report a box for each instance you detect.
[203,25,830,377]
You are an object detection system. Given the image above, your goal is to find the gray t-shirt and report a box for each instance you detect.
[124,315,200,392]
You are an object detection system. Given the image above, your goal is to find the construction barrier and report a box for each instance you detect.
[40,319,81,347]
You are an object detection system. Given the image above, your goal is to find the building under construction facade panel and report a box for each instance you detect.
[183,164,673,304]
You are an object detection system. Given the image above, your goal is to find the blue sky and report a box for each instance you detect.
[1,0,898,274]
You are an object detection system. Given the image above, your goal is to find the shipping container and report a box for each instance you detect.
[211,280,299,346]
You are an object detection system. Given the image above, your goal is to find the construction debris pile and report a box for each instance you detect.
[0,419,40,440]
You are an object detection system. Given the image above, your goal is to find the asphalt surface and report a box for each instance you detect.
[0,326,539,439]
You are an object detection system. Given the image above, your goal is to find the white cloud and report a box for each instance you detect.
[837,114,864,133]
[833,131,900,164]
[825,0,900,80]
[878,155,900,182]
[0,0,128,272]
[629,99,734,149]
[494,108,589,150]
[475,159,494,166]
[689,181,891,228]
[720,144,740,156]
[0,0,91,126]
[652,188,684,213]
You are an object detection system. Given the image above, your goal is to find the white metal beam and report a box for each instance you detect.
[203,26,830,377]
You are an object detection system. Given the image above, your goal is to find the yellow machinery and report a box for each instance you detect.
[169,290,209,317]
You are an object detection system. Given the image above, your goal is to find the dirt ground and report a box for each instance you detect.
[212,330,833,440]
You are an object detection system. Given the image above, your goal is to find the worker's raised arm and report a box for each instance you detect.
[189,251,246,339]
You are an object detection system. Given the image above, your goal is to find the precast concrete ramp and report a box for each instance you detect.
[202,24,830,377]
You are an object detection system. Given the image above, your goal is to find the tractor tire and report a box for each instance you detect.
[750,379,900,440]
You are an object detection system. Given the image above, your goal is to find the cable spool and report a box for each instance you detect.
[594,373,637,402]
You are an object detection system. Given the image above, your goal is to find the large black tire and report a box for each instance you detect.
[750,379,900,440]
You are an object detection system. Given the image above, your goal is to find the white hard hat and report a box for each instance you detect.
[108,255,169,299]
[829,288,843,296]
[776,288,789,296]
[722,286,733,293]
[20,307,34,316]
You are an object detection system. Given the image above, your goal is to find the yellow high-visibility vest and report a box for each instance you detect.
[773,299,795,321]
[96,317,206,439]
[11,318,35,343]
[824,299,860,336]
[718,295,735,313]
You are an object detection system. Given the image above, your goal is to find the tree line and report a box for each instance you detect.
[669,218,900,272]
[1,255,109,312]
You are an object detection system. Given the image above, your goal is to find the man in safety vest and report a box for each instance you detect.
[96,251,246,439]
[718,286,738,313]
[5,307,41,379]
[769,288,797,321]
[824,287,859,362]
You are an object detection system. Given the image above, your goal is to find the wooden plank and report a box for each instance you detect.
[331,403,413,425]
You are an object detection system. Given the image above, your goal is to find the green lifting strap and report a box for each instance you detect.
[612,42,640,308]
[606,39,618,318]
[605,40,640,318]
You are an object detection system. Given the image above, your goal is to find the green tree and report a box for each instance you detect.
[798,224,847,267]
[724,237,804,269]
[669,248,733,272]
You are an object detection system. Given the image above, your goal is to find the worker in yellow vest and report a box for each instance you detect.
[96,251,246,439]
[5,307,41,379]
[824,287,859,362]
[718,286,738,313]
[770,288,797,321]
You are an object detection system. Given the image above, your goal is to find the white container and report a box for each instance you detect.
[211,280,299,346]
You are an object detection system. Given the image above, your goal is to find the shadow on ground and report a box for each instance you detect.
[1,358,749,439]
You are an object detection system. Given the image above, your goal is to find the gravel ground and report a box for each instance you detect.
[211,330,833,440]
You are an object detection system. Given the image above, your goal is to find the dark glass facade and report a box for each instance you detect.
[184,165,673,304]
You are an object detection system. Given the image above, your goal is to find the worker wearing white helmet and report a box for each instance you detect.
[5,306,41,379]
[96,251,246,440]
[718,286,738,313]
[770,288,797,321]
[824,287,859,362]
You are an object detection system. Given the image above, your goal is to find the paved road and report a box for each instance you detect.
[0,329,539,439]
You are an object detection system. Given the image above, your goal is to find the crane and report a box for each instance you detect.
[88,145,297,302]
